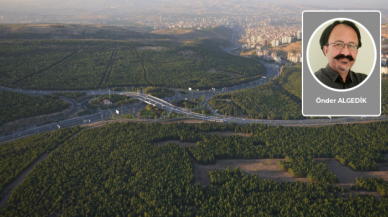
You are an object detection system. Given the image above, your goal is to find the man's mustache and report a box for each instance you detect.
[334,54,354,61]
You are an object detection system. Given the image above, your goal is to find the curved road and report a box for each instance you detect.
[0,27,385,143]
[2,82,385,144]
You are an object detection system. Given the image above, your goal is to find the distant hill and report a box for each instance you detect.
[0,24,233,48]
[0,24,250,90]
[0,24,157,40]
[0,32,264,90]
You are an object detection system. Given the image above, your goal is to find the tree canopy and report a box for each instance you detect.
[0,91,70,126]
[2,122,388,216]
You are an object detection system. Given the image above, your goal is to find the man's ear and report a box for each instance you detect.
[323,46,328,57]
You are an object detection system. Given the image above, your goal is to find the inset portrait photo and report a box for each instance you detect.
[302,11,380,116]
[307,18,376,91]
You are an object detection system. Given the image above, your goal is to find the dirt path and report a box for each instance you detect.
[317,157,388,198]
[316,158,388,184]
[193,158,388,198]
[0,153,50,211]
[103,49,118,87]
[193,159,308,186]
[0,132,80,212]
[98,49,117,88]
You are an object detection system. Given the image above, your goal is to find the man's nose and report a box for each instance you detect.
[339,45,351,56]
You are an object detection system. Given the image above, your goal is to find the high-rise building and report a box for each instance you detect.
[288,52,302,63]
[251,36,256,43]
[271,40,276,47]
[282,36,287,44]
[257,35,262,43]
[297,31,302,40]
[271,39,280,47]
[382,66,388,74]
[282,36,293,44]
[262,39,268,47]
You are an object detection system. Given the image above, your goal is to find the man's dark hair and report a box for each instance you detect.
[319,20,362,53]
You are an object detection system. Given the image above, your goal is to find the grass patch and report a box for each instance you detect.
[143,87,175,98]
[139,105,166,119]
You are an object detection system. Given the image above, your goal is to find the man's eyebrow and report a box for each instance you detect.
[333,40,357,43]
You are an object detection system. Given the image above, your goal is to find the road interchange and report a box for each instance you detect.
[0,27,386,143]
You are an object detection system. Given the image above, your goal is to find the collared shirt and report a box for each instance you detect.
[314,64,367,89]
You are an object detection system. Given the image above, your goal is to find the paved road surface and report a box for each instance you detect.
[0,27,384,143]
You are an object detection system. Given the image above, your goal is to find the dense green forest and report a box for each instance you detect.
[0,126,80,193]
[2,122,388,216]
[194,122,387,172]
[353,178,388,197]
[0,91,70,125]
[0,25,233,45]
[18,41,113,89]
[142,87,175,98]
[141,46,265,89]
[382,79,388,115]
[278,65,302,99]
[209,65,388,119]
[208,64,302,120]
[0,24,164,40]
[0,40,265,90]
[278,155,338,183]
[0,40,82,86]
[106,45,148,87]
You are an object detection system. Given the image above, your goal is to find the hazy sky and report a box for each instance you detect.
[0,0,387,14]
[1,0,387,8]
[261,0,388,8]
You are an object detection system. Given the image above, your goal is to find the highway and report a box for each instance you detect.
[0,101,147,143]
[0,26,386,143]
[1,64,386,143]
[1,84,386,143]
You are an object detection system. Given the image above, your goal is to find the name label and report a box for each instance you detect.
[316,97,367,104]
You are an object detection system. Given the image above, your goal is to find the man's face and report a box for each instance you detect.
[323,24,359,74]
